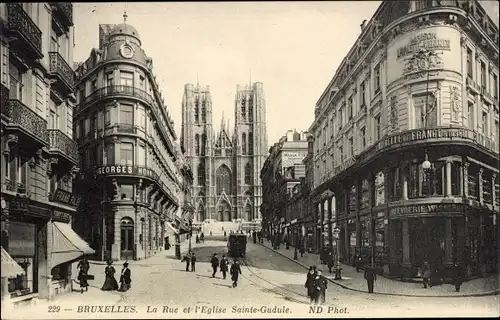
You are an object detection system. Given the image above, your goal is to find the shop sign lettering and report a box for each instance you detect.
[52,210,71,222]
[397,32,451,59]
[50,188,82,208]
[95,166,159,180]
[390,203,465,216]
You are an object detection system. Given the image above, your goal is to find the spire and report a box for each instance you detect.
[123,11,128,23]
[220,111,225,134]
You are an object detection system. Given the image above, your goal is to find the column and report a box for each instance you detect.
[402,219,411,267]
[446,160,452,197]
[459,162,464,196]
[328,197,333,247]
[344,187,350,261]
[320,200,325,249]
[479,214,485,275]
[478,168,484,204]
[355,179,362,250]
[344,219,349,263]
[444,218,453,265]
[401,162,408,200]
[492,173,497,205]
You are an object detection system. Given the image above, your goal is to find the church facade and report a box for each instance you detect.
[181,82,268,223]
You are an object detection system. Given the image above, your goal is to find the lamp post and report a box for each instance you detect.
[333,226,342,280]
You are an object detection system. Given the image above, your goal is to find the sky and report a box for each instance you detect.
[73,1,499,146]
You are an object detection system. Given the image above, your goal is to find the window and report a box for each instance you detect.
[194,98,199,123]
[248,98,253,122]
[104,108,111,126]
[139,106,146,129]
[120,71,134,87]
[468,103,474,129]
[9,60,24,100]
[241,100,246,121]
[495,120,499,141]
[349,137,354,157]
[105,143,115,165]
[201,101,206,123]
[375,115,381,140]
[49,110,56,130]
[482,112,488,135]
[339,146,344,163]
[7,221,35,297]
[195,134,200,156]
[413,94,437,129]
[216,165,231,194]
[17,155,28,191]
[408,161,443,198]
[360,127,366,148]
[120,143,133,166]
[51,263,70,281]
[106,72,114,87]
[348,95,353,120]
[493,74,498,99]
[91,78,98,93]
[360,81,366,107]
[242,133,247,155]
[50,29,59,53]
[450,162,461,196]
[201,134,206,156]
[480,61,486,90]
[339,107,344,129]
[374,64,381,93]
[197,162,205,186]
[120,185,134,200]
[120,104,134,125]
[248,132,253,154]
[137,144,145,166]
[244,163,251,184]
[414,0,432,10]
[466,48,473,78]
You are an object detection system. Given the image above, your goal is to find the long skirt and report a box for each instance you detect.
[101,275,119,291]
[78,272,89,288]
[118,281,131,292]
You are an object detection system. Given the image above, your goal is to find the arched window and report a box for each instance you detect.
[241,98,246,121]
[197,205,205,222]
[201,133,206,156]
[242,133,247,155]
[248,132,253,154]
[244,163,251,184]
[216,165,231,194]
[245,204,252,221]
[201,101,206,123]
[195,134,200,156]
[248,98,253,122]
[194,99,199,123]
[197,162,205,186]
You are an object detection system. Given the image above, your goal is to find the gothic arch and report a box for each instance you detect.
[197,162,205,186]
[195,134,200,156]
[197,204,206,222]
[244,163,251,184]
[216,164,231,195]
[248,132,253,154]
[201,133,206,155]
[244,204,252,221]
[217,200,231,222]
[242,133,247,155]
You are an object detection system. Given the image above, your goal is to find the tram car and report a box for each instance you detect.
[227,234,247,257]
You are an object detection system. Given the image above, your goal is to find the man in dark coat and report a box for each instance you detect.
[190,252,197,272]
[355,253,362,272]
[118,262,131,292]
[210,253,219,278]
[230,260,242,288]
[364,265,377,293]
[421,261,431,288]
[182,252,191,272]
[304,266,316,303]
[220,255,229,279]
[327,252,335,273]
[452,263,465,292]
[312,270,328,304]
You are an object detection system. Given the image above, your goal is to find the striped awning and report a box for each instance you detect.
[1,246,24,278]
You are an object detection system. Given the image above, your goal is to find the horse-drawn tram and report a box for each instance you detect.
[227,234,247,257]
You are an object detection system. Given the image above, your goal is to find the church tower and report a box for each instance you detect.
[234,82,268,221]
[181,84,213,222]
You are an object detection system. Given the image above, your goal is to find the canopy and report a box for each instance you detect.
[164,222,179,235]
[51,221,95,268]
[1,246,24,278]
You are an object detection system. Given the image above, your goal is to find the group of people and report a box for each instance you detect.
[195,232,205,244]
[182,251,242,288]
[304,266,328,304]
[421,261,466,292]
[101,260,132,292]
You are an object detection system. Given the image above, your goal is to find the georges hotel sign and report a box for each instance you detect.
[93,165,160,180]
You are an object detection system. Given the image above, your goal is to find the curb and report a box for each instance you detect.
[259,243,500,298]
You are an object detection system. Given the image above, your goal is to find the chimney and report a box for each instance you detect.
[360,19,367,31]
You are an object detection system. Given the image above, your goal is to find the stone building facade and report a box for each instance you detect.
[1,3,93,303]
[181,83,268,223]
[309,0,498,278]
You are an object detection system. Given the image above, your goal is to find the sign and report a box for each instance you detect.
[397,32,451,59]
[390,203,466,216]
[95,165,159,180]
[52,210,71,222]
[50,188,82,208]
[10,195,29,213]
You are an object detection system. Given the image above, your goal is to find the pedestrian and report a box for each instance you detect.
[190,252,197,272]
[230,260,242,288]
[101,260,119,291]
[421,261,431,288]
[196,234,200,244]
[327,253,335,274]
[224,231,227,238]
[355,252,362,272]
[312,270,327,304]
[182,251,191,272]
[364,265,377,293]
[210,253,219,278]
[220,255,229,279]
[210,231,212,236]
[304,266,316,303]
[77,256,90,294]
[299,245,305,258]
[118,262,131,292]
[452,263,465,292]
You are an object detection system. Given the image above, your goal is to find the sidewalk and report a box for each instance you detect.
[259,241,500,297]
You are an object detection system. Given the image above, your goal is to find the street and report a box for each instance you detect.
[6,240,499,319]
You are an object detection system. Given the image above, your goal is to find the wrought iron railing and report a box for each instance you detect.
[5,99,49,145]
[48,129,78,164]
[6,3,43,57]
[49,52,75,89]
[51,3,73,27]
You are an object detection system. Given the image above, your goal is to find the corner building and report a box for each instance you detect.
[1,3,94,302]
[181,83,267,225]
[72,20,181,261]
[310,0,499,279]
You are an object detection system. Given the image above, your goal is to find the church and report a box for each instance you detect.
[180,82,268,224]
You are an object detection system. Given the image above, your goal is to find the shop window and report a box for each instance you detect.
[390,166,401,201]
[467,166,479,201]
[359,179,370,209]
[51,263,70,281]
[120,185,134,200]
[374,171,385,205]
[450,162,461,196]
[483,174,492,204]
[8,222,35,297]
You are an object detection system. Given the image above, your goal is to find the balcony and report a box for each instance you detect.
[81,85,156,108]
[50,3,73,29]
[47,129,78,165]
[49,52,75,93]
[480,87,494,104]
[466,77,480,95]
[6,3,43,60]
[4,99,49,147]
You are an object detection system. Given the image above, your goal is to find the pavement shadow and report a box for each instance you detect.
[212,283,233,288]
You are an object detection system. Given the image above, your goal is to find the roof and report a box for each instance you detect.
[109,23,141,43]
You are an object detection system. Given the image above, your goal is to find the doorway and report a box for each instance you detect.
[120,217,134,261]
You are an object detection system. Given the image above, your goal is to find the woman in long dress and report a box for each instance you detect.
[101,260,119,291]
[77,256,90,293]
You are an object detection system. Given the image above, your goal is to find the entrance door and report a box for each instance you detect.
[120,218,134,260]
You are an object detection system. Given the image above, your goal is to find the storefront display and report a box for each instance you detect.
[7,221,36,297]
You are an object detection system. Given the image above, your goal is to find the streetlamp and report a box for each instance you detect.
[333,226,342,280]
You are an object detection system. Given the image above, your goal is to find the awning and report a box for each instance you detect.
[1,246,24,278]
[51,221,95,268]
[164,222,179,235]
